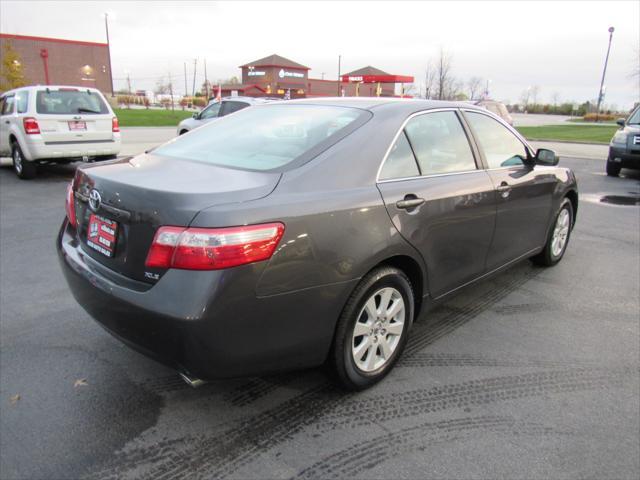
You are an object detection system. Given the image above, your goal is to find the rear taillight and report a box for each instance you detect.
[23,117,40,135]
[112,117,119,132]
[145,223,285,270]
[65,182,76,227]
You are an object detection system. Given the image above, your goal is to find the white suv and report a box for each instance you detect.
[0,85,121,179]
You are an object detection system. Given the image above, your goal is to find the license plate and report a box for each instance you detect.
[86,214,118,257]
[68,121,87,131]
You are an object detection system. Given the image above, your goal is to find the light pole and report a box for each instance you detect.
[596,26,615,122]
[104,13,115,97]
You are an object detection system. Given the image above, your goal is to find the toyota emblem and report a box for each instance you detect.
[88,189,101,212]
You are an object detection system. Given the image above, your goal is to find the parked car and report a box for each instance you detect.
[176,96,275,135]
[475,99,514,126]
[58,98,578,390]
[606,104,640,176]
[0,85,121,179]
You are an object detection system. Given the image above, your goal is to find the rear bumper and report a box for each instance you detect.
[608,146,640,170]
[22,134,121,161]
[57,220,355,379]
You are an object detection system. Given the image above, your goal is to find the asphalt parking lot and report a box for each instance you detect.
[1,149,639,479]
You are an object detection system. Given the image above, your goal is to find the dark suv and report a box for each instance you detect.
[607,105,640,176]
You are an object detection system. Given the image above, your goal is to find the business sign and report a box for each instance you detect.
[247,70,266,76]
[278,68,304,79]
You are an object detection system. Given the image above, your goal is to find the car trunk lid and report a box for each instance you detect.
[73,154,281,283]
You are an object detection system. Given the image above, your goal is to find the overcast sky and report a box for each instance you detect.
[1,0,639,108]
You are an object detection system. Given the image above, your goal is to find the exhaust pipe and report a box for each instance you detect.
[179,372,206,388]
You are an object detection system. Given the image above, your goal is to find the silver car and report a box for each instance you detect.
[177,96,274,135]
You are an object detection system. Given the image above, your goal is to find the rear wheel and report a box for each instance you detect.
[531,198,573,266]
[331,266,414,390]
[12,142,37,180]
[606,159,621,177]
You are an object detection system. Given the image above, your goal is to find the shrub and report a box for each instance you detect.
[583,113,616,122]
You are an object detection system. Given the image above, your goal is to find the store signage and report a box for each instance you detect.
[347,76,363,82]
[247,70,266,76]
[278,69,304,79]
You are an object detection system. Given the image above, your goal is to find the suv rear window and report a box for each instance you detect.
[36,90,109,115]
[154,104,370,171]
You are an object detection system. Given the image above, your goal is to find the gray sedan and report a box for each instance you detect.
[58,98,578,390]
[176,96,274,135]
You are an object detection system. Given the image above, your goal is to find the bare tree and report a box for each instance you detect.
[467,76,483,101]
[435,48,453,100]
[530,85,540,106]
[551,92,560,112]
[520,88,531,110]
[424,61,436,99]
[154,76,170,95]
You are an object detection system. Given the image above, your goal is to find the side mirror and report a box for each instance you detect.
[192,112,199,119]
[534,148,558,166]
[616,118,625,127]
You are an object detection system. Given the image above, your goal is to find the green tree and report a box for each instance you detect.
[0,42,28,91]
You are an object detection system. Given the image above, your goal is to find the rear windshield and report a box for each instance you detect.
[36,90,109,115]
[154,104,369,171]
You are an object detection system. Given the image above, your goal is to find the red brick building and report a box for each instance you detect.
[0,33,113,94]
[220,54,413,99]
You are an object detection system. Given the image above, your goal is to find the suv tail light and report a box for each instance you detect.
[112,117,120,132]
[23,117,40,135]
[65,182,77,227]
[145,223,285,270]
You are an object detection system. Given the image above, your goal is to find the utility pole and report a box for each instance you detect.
[596,26,615,122]
[168,71,175,111]
[184,62,188,97]
[104,13,115,97]
[337,55,341,96]
[126,72,132,94]
[192,59,197,98]
[204,58,209,99]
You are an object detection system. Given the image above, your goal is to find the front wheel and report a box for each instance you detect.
[331,266,414,390]
[606,160,621,177]
[12,142,37,180]
[531,198,573,266]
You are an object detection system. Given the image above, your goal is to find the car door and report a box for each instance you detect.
[462,109,556,270]
[377,109,496,298]
[197,102,223,125]
[0,94,16,156]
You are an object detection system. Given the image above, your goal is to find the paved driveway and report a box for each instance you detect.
[0,154,638,479]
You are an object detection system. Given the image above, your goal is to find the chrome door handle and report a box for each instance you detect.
[396,198,425,210]
[497,182,511,198]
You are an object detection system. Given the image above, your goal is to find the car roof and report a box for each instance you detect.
[275,97,481,113]
[1,85,105,97]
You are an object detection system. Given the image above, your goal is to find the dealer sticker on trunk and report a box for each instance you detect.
[86,214,118,257]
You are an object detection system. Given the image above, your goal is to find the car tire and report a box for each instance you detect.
[606,160,621,177]
[330,266,414,390]
[531,198,573,267]
[12,142,37,180]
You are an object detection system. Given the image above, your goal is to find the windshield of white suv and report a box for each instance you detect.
[36,89,109,115]
[154,104,370,171]
[627,107,639,125]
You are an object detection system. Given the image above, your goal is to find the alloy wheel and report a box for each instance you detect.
[351,287,405,372]
[551,208,570,257]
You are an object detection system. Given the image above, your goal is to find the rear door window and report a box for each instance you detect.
[36,89,109,115]
[16,91,29,113]
[465,111,528,168]
[220,101,249,116]
[379,131,420,180]
[404,111,477,175]
[1,95,15,115]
